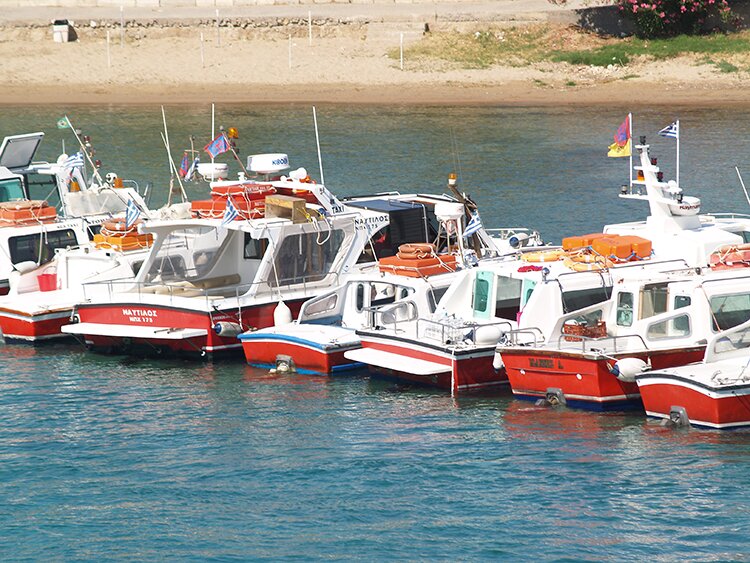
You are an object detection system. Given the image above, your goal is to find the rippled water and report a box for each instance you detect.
[1,105,750,560]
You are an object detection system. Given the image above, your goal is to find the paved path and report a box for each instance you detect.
[0,1,592,25]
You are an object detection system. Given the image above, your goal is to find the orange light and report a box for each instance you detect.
[70,180,80,192]
[114,177,124,188]
[228,127,239,139]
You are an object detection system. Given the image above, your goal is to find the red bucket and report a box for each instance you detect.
[37,272,57,292]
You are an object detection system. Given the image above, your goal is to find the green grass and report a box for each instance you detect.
[565,80,576,86]
[551,33,750,67]
[395,27,750,70]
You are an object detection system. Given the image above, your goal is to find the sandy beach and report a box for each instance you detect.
[1,2,749,106]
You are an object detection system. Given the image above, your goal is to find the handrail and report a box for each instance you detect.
[416,317,513,347]
[499,326,545,347]
[556,332,649,355]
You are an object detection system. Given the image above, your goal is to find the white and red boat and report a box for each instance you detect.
[238,198,518,375]
[238,259,460,375]
[499,263,750,410]
[60,159,477,358]
[636,318,750,429]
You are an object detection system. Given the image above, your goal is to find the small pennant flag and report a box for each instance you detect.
[221,197,239,226]
[463,212,483,238]
[125,198,141,229]
[57,117,70,129]
[178,152,190,178]
[658,121,679,140]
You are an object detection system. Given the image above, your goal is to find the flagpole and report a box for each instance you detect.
[676,119,680,188]
[629,112,633,189]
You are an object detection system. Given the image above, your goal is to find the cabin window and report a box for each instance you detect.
[710,293,750,331]
[740,231,750,244]
[148,255,186,282]
[9,229,78,264]
[243,234,266,260]
[25,173,60,209]
[520,279,536,309]
[472,271,494,319]
[355,283,365,312]
[372,283,399,307]
[616,292,634,327]
[0,178,24,202]
[674,295,691,309]
[304,293,338,317]
[640,283,668,320]
[646,314,691,340]
[561,286,612,313]
[270,229,345,287]
[495,275,523,320]
[428,286,449,312]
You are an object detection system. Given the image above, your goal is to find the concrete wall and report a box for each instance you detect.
[0,0,485,6]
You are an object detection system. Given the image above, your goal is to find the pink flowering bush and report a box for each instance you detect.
[617,0,736,38]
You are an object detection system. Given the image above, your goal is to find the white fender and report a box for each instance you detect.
[610,357,650,383]
[273,301,293,326]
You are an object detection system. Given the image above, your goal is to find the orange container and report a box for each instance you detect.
[562,233,609,251]
[379,254,457,277]
[619,235,652,259]
[210,183,275,200]
[191,198,265,220]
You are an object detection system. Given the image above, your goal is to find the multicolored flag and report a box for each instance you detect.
[178,152,190,178]
[57,117,70,129]
[607,115,631,158]
[204,134,230,158]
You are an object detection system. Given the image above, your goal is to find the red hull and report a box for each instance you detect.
[502,347,706,410]
[638,379,750,428]
[74,299,305,358]
[241,338,357,374]
[0,307,72,341]
[360,336,506,395]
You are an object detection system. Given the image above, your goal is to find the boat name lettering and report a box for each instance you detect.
[354,216,388,230]
[122,308,158,323]
[529,358,554,369]
[272,157,288,166]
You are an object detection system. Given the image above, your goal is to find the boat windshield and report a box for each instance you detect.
[268,229,345,287]
[143,225,231,285]
[0,177,24,202]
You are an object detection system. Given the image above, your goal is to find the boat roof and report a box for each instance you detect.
[0,132,44,171]
[345,198,430,213]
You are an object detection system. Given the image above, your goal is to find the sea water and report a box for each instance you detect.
[0,105,749,560]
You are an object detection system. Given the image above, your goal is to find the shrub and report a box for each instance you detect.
[617,0,737,38]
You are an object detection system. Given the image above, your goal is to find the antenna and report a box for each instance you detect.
[312,106,325,185]
[736,166,750,208]
[161,106,187,203]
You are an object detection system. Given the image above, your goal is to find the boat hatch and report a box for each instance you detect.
[0,132,45,171]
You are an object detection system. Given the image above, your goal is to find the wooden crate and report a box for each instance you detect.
[264,194,307,224]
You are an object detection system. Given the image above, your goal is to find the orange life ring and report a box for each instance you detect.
[521,249,564,263]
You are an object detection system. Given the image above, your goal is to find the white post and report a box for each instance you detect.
[308,11,312,46]
[200,32,205,68]
[106,29,111,69]
[120,5,124,48]
[629,112,633,188]
[211,102,216,163]
[313,106,325,186]
[676,119,680,188]
[216,9,220,47]
[400,32,404,70]
[288,34,292,69]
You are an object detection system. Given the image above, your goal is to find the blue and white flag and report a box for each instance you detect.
[463,212,483,238]
[658,121,679,140]
[63,151,84,169]
[125,198,141,229]
[221,197,239,226]
[184,157,199,182]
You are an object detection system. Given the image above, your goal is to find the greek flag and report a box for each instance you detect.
[63,152,84,169]
[221,197,239,226]
[463,212,483,238]
[125,198,141,229]
[658,121,679,140]
[184,157,199,181]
